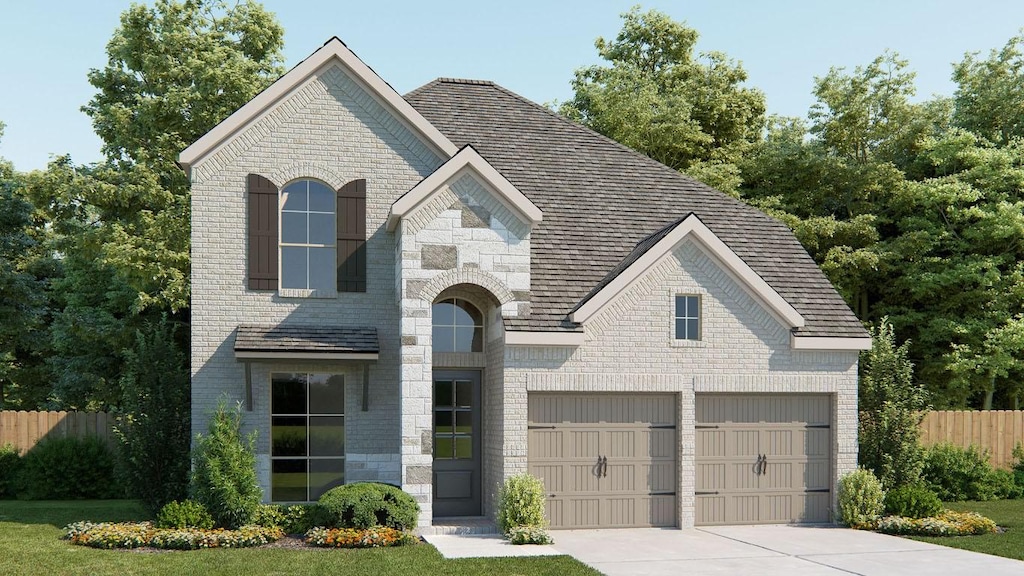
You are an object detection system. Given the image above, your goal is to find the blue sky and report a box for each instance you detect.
[2,0,1024,171]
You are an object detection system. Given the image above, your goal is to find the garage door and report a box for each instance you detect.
[695,394,832,525]
[528,394,677,529]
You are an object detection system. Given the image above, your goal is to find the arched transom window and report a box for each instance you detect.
[432,298,483,353]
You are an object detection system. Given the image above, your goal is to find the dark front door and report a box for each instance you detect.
[432,370,482,517]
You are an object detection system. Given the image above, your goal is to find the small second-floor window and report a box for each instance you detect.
[281,180,335,291]
[675,295,701,340]
[432,298,484,352]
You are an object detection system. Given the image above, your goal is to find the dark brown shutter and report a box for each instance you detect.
[247,174,278,290]
[337,179,367,292]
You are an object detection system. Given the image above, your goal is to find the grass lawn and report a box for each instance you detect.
[908,500,1024,561]
[0,500,600,576]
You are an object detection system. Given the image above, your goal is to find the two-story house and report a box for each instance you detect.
[181,38,870,530]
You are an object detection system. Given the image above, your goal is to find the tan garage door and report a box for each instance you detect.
[695,394,832,525]
[528,393,677,529]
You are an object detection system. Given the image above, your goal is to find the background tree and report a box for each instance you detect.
[559,6,765,195]
[953,33,1024,145]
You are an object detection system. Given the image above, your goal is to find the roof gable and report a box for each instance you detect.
[570,214,805,328]
[179,37,458,173]
[387,145,542,232]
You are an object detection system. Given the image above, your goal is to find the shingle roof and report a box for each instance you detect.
[404,78,867,338]
[235,324,379,354]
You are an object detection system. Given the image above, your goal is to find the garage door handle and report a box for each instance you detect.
[759,455,768,476]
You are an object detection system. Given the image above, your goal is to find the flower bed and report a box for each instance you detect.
[506,525,553,545]
[63,521,283,550]
[874,510,998,536]
[304,526,417,548]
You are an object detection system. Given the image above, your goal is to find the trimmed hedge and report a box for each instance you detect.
[0,443,20,498]
[318,483,419,530]
[838,468,885,527]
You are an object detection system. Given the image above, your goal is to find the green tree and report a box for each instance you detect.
[559,6,765,194]
[116,318,191,514]
[953,32,1024,145]
[191,401,261,529]
[81,0,285,313]
[858,319,929,490]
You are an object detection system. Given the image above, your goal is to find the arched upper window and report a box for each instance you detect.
[432,298,483,353]
[280,179,335,291]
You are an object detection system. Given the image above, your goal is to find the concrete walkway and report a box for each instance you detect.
[551,525,1024,576]
[426,524,1024,574]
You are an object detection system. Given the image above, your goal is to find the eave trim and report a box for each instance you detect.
[790,336,872,350]
[179,37,457,172]
[570,214,805,329]
[386,145,542,232]
[504,331,585,346]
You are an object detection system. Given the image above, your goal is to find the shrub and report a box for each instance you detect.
[304,526,417,548]
[858,320,929,490]
[0,443,21,498]
[318,483,419,530]
[883,484,942,519]
[15,436,122,500]
[837,468,885,527]
[251,504,286,529]
[875,510,998,536]
[497,473,548,534]
[986,467,1022,500]
[1012,443,1024,493]
[507,525,554,545]
[190,402,262,528]
[115,318,191,515]
[156,500,215,530]
[921,443,1010,501]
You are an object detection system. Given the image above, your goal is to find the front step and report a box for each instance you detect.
[424,516,499,535]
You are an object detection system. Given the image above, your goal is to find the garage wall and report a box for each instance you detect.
[503,240,859,527]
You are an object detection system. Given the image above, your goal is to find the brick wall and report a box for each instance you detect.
[190,63,441,497]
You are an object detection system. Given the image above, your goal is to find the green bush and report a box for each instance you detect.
[115,318,191,515]
[190,402,262,528]
[507,525,553,545]
[858,320,929,490]
[883,484,942,518]
[0,443,21,498]
[497,473,548,534]
[838,468,885,527]
[156,500,214,529]
[251,503,286,528]
[921,443,1015,501]
[318,483,419,530]
[15,436,123,500]
[1012,444,1024,493]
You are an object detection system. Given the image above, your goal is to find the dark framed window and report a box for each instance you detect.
[433,378,474,459]
[280,180,336,291]
[674,295,701,340]
[432,298,484,353]
[271,373,345,502]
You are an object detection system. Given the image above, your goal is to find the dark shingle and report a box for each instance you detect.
[235,324,379,354]
[404,79,867,338]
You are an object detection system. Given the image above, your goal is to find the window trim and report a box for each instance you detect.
[270,372,346,503]
[278,178,337,298]
[674,294,702,341]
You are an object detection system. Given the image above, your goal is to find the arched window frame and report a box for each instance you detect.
[279,178,336,293]
[432,298,484,353]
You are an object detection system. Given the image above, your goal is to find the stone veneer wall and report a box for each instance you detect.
[397,172,532,526]
[502,240,859,527]
[190,63,441,498]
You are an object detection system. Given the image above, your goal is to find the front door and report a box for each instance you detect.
[432,370,482,517]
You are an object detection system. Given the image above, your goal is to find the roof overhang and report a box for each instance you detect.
[233,324,379,361]
[570,214,805,329]
[386,145,542,232]
[791,336,872,350]
[179,37,458,174]
[504,330,584,347]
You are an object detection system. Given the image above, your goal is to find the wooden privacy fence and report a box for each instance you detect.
[0,411,115,453]
[920,410,1024,469]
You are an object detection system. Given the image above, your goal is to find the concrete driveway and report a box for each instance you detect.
[550,525,1024,576]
